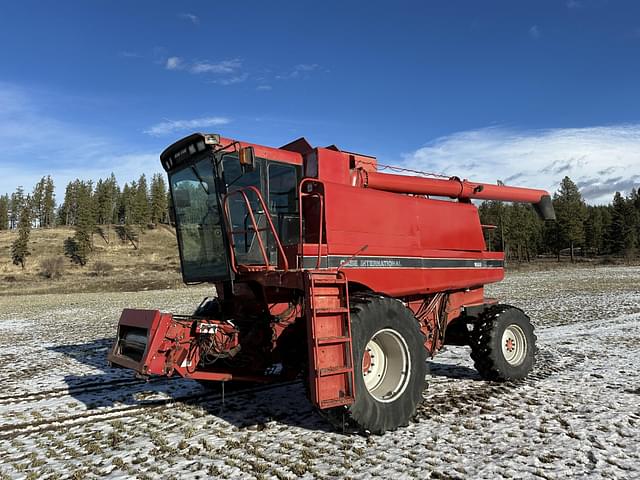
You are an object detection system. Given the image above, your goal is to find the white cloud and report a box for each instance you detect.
[529,25,541,39]
[295,63,319,72]
[212,73,249,86]
[165,56,183,70]
[144,116,230,136]
[163,57,245,85]
[179,13,199,25]
[256,85,272,91]
[276,63,320,80]
[190,59,242,74]
[400,125,640,204]
[162,58,319,87]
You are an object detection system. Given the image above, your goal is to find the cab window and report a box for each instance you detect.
[268,163,299,246]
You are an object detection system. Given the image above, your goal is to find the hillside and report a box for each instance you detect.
[0,226,186,296]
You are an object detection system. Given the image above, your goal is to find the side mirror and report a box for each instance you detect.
[174,189,191,208]
[239,146,255,172]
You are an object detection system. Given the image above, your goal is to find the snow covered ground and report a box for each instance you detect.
[0,266,638,479]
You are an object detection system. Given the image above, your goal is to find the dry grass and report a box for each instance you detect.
[0,226,183,296]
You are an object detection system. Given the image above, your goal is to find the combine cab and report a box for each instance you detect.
[108,133,555,433]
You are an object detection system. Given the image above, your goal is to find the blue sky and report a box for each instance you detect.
[1,0,639,203]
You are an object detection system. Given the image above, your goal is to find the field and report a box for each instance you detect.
[0,226,183,297]
[0,266,638,479]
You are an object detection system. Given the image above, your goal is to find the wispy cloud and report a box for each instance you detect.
[165,56,183,70]
[566,0,582,8]
[190,58,242,75]
[212,73,249,86]
[144,116,230,136]
[162,57,321,87]
[179,13,199,25]
[0,83,161,196]
[400,125,640,204]
[164,57,244,84]
[276,63,320,80]
[529,25,541,39]
[256,85,272,91]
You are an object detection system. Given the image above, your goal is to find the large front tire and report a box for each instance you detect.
[329,296,427,434]
[470,305,536,381]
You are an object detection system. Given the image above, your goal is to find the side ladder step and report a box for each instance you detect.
[315,307,349,315]
[317,335,351,345]
[305,271,356,410]
[312,277,347,285]
[319,396,355,409]
[319,366,352,377]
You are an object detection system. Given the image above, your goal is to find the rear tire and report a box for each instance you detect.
[328,295,427,434]
[470,305,536,381]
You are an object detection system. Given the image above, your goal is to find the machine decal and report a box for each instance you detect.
[302,256,504,269]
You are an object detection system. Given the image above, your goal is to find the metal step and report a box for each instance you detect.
[315,307,349,314]
[319,396,355,408]
[312,277,347,285]
[319,366,353,377]
[317,335,351,345]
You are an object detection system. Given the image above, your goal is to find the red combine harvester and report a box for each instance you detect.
[108,133,555,433]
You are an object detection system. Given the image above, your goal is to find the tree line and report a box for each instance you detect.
[2,173,639,270]
[0,173,170,268]
[479,176,640,262]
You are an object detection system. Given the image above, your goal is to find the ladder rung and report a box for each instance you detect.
[315,307,349,315]
[319,396,355,408]
[318,366,353,377]
[312,278,347,285]
[317,336,351,345]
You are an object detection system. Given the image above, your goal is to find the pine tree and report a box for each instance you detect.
[94,174,120,226]
[150,173,168,224]
[31,177,46,228]
[478,200,507,253]
[599,205,613,254]
[11,198,32,269]
[43,176,55,227]
[553,176,587,262]
[609,192,637,257]
[478,201,543,262]
[58,180,95,227]
[132,174,150,227]
[94,179,106,224]
[630,188,640,251]
[0,194,9,230]
[584,206,603,256]
[9,186,25,229]
[58,180,79,226]
[118,182,134,225]
[68,182,96,265]
[106,173,120,224]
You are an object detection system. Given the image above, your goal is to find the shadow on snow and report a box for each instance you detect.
[46,338,334,433]
[426,360,482,381]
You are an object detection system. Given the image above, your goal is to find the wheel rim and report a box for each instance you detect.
[501,324,527,366]
[362,328,411,403]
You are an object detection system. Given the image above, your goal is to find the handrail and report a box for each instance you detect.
[222,185,289,273]
[299,179,325,269]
